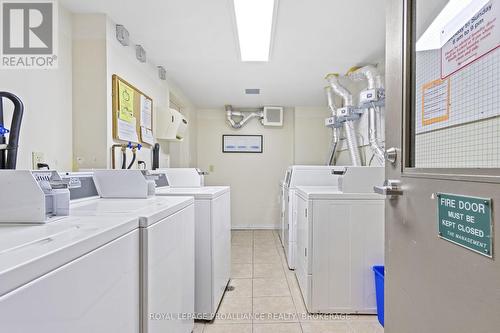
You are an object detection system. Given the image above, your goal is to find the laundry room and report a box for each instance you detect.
[1,0,499,333]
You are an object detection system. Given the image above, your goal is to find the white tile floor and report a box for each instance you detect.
[194,230,384,333]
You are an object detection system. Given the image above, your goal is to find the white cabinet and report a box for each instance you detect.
[143,204,195,333]
[295,189,384,314]
[0,230,140,333]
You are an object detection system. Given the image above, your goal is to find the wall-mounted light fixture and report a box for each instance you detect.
[135,45,147,63]
[158,66,167,80]
[116,24,130,46]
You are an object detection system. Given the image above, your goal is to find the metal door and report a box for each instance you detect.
[385,0,500,332]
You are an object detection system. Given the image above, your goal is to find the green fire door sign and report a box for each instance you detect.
[438,193,493,258]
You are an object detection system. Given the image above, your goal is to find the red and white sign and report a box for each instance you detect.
[441,0,500,78]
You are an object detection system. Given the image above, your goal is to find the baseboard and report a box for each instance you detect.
[231,225,279,230]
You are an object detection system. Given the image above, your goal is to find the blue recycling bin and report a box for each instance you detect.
[373,266,384,327]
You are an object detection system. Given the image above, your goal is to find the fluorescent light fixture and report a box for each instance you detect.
[416,0,490,51]
[233,0,276,61]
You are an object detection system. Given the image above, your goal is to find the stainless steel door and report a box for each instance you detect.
[385,0,500,332]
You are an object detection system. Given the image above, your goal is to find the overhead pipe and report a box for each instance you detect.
[348,65,385,165]
[225,104,263,129]
[325,74,362,166]
[325,86,340,166]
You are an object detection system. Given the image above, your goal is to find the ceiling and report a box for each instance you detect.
[60,0,386,108]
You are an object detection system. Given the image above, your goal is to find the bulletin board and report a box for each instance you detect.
[111,74,154,146]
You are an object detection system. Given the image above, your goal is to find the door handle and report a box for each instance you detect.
[374,179,403,199]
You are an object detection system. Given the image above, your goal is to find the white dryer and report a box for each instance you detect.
[0,170,140,333]
[294,167,385,314]
[62,170,195,333]
[280,166,341,270]
[154,185,231,320]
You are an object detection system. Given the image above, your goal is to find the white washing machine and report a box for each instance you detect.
[154,185,231,320]
[0,170,140,333]
[294,167,385,314]
[148,168,231,319]
[280,166,341,270]
[62,170,196,333]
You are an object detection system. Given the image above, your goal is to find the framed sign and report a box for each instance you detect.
[437,193,493,258]
[223,135,263,153]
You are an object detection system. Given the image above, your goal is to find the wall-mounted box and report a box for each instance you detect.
[156,108,188,141]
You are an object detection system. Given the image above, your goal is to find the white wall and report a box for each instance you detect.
[294,107,331,165]
[72,14,197,170]
[105,16,171,169]
[0,5,73,170]
[168,82,198,168]
[197,108,294,229]
[72,14,107,170]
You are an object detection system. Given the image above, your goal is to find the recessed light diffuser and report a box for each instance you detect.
[233,0,276,61]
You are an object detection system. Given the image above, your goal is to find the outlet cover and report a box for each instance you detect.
[32,152,44,169]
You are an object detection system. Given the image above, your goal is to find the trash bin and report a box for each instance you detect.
[373,266,384,327]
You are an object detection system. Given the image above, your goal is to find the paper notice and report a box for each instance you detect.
[141,127,154,145]
[118,81,135,123]
[441,0,500,78]
[422,79,450,126]
[118,117,138,143]
[140,95,152,129]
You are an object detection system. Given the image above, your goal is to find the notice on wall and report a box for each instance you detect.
[441,0,500,78]
[140,127,154,145]
[140,95,152,129]
[422,79,450,126]
[117,117,139,143]
[118,81,135,123]
[438,193,493,257]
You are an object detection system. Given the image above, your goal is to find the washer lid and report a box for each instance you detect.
[0,214,138,296]
[70,196,194,227]
[155,186,230,199]
[296,186,384,200]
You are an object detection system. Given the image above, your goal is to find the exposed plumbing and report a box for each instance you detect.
[348,65,385,165]
[325,86,340,166]
[225,104,263,129]
[325,73,362,167]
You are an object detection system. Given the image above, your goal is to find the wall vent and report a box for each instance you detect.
[245,88,260,95]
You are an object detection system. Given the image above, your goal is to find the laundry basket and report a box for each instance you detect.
[373,266,384,327]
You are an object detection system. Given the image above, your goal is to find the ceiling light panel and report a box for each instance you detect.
[233,0,276,62]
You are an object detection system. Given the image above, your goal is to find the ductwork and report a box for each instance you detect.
[348,65,385,165]
[325,74,362,166]
[325,86,340,166]
[225,104,263,129]
[325,73,353,107]
[348,65,384,90]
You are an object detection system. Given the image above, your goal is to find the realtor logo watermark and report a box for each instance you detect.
[1,0,58,68]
